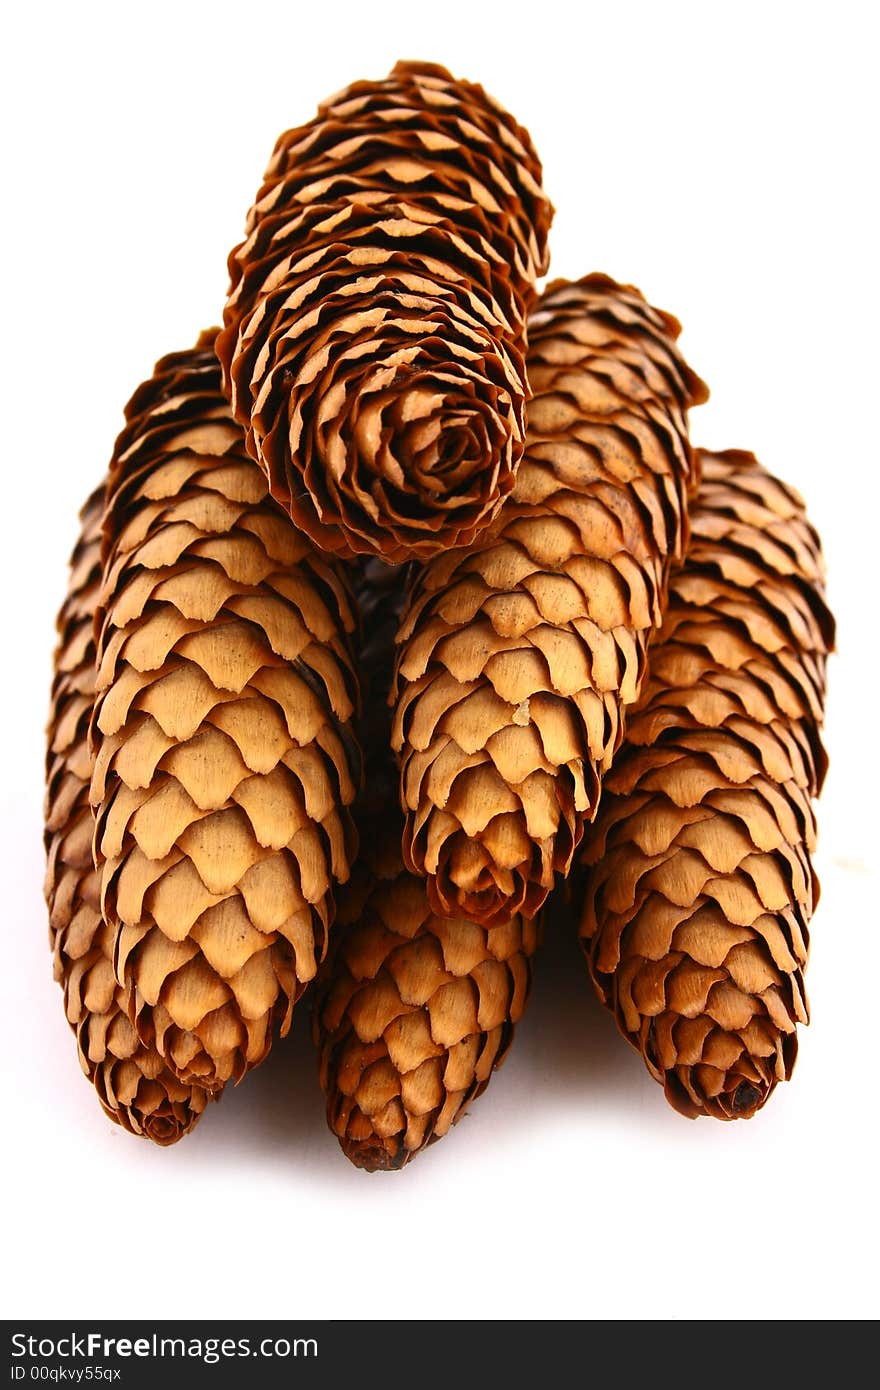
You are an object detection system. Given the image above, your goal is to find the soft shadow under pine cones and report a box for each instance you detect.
[187,910,652,1176]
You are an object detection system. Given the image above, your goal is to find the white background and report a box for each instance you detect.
[2,0,876,1322]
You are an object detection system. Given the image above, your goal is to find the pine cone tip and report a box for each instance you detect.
[420,836,543,929]
[341,1134,411,1173]
[138,1105,204,1147]
[662,1056,785,1122]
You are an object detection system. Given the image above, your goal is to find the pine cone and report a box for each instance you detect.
[89,335,361,1092]
[392,274,708,927]
[217,60,552,563]
[45,487,209,1143]
[578,448,834,1118]
[314,560,538,1170]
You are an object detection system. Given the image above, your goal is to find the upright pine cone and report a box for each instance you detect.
[392,274,708,927]
[89,335,361,1093]
[578,448,834,1118]
[45,487,209,1143]
[217,60,552,562]
[314,561,539,1170]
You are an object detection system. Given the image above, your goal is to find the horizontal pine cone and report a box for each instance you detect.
[90,334,361,1093]
[45,487,209,1143]
[392,274,708,927]
[315,560,538,1170]
[218,60,552,562]
[578,448,834,1119]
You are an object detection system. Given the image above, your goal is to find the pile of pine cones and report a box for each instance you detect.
[45,62,834,1169]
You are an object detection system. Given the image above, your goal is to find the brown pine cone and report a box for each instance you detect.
[392,274,708,927]
[45,487,209,1143]
[314,560,538,1170]
[89,334,361,1093]
[578,448,834,1118]
[217,60,552,563]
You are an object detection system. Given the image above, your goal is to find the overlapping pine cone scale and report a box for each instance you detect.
[315,560,539,1170]
[392,274,709,927]
[578,448,834,1119]
[217,60,552,562]
[45,487,210,1143]
[89,334,361,1093]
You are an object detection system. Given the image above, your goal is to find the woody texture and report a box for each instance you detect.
[392,274,708,928]
[45,487,210,1143]
[88,335,361,1095]
[578,448,834,1119]
[42,55,837,1159]
[218,60,552,562]
[315,560,538,1170]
